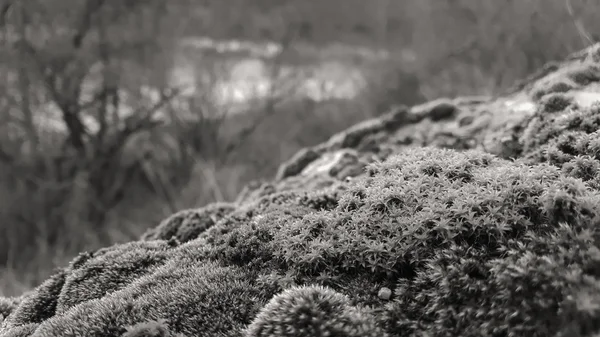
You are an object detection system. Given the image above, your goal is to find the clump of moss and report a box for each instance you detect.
[0,296,21,324]
[532,79,576,100]
[3,257,269,337]
[55,241,174,314]
[245,285,385,337]
[141,203,236,243]
[567,62,600,86]
[2,270,66,332]
[410,98,458,121]
[518,103,600,189]
[198,148,599,336]
[276,148,321,181]
[122,319,185,337]
[236,181,277,205]
[531,61,600,100]
[540,92,574,113]
[562,155,600,188]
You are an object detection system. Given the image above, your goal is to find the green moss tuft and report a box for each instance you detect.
[2,270,66,333]
[567,63,600,86]
[122,319,185,337]
[532,80,576,100]
[245,285,385,337]
[141,203,236,243]
[531,62,600,100]
[518,103,600,190]
[540,92,574,113]
[0,296,21,324]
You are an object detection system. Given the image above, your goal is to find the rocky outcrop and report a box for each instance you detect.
[2,44,600,337]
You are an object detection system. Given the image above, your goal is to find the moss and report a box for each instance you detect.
[567,63,600,86]
[122,319,185,337]
[531,62,600,100]
[320,105,416,152]
[141,203,236,243]
[385,235,600,337]
[3,147,600,337]
[2,270,66,331]
[10,258,269,337]
[410,98,458,121]
[55,241,174,314]
[236,181,276,205]
[275,148,321,181]
[0,323,37,337]
[0,296,21,323]
[518,103,600,190]
[540,92,574,113]
[562,156,600,187]
[532,79,576,100]
[245,285,386,337]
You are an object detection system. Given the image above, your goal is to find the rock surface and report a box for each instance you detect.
[2,44,600,337]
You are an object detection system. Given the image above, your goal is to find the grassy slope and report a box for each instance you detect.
[1,45,600,337]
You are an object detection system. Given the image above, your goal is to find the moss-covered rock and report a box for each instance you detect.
[2,44,600,337]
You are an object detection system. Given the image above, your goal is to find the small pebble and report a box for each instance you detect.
[378,287,392,300]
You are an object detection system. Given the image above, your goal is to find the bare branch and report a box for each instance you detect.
[15,34,92,153]
[73,0,107,49]
[0,0,17,29]
[98,87,181,161]
[0,145,13,164]
[222,27,300,159]
[94,13,114,147]
[565,0,595,46]
[16,3,39,150]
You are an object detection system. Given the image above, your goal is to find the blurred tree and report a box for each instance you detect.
[0,0,184,250]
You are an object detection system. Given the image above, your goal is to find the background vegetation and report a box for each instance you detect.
[0,0,598,296]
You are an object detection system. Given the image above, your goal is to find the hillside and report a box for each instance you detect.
[1,44,600,337]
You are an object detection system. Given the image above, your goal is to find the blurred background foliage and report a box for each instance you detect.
[0,0,598,295]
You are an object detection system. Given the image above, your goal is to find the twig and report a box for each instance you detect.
[73,0,107,49]
[0,0,17,29]
[565,0,595,46]
[221,27,301,160]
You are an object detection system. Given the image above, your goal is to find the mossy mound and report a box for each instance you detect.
[141,203,237,244]
[2,44,600,337]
